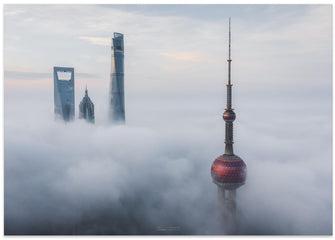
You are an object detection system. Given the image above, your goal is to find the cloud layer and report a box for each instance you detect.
[4,88,332,234]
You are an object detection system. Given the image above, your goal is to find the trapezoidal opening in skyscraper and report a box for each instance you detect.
[53,66,75,122]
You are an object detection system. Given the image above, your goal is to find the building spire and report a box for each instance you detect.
[228,17,231,63]
[223,18,235,155]
[227,17,232,90]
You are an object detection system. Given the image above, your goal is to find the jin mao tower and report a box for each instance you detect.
[79,87,95,123]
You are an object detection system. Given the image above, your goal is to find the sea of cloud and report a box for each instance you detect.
[4,85,332,235]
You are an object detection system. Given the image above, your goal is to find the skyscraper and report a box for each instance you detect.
[210,19,247,234]
[79,87,95,123]
[110,32,125,123]
[53,66,75,121]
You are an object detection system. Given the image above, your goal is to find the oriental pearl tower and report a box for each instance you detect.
[211,18,247,234]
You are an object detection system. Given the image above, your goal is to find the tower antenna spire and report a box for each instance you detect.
[229,18,231,61]
[228,17,232,86]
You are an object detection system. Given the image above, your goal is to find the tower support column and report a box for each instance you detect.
[217,187,237,234]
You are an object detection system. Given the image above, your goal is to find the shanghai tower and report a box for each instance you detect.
[210,19,247,234]
[110,32,125,123]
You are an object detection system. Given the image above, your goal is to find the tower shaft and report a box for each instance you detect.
[227,84,232,108]
[225,122,234,154]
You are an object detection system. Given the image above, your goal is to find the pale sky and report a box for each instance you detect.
[4,4,332,95]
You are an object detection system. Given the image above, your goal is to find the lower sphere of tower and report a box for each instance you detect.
[211,154,246,190]
[223,109,236,122]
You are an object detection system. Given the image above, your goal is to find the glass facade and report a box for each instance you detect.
[53,67,75,121]
[110,32,125,123]
[79,88,95,123]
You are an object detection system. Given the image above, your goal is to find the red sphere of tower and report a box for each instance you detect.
[223,109,236,122]
[211,154,246,190]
